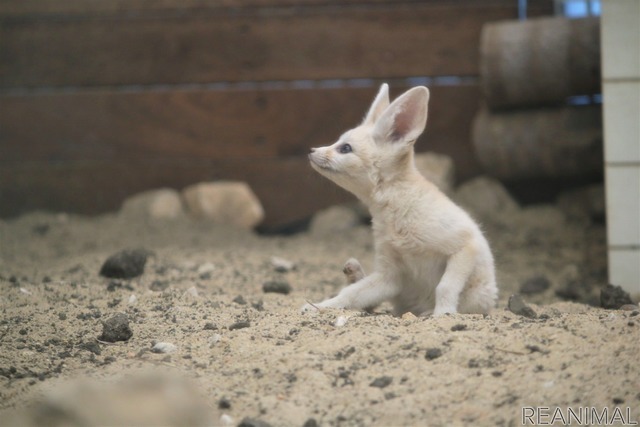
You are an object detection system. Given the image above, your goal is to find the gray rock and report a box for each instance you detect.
[507,294,537,319]
[120,188,184,220]
[99,248,152,279]
[182,181,264,229]
[369,376,393,388]
[601,284,634,309]
[262,280,292,295]
[229,321,251,331]
[425,348,443,360]
[454,176,519,221]
[414,152,456,194]
[238,418,273,427]
[99,313,133,342]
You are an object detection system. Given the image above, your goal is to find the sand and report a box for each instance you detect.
[0,198,638,426]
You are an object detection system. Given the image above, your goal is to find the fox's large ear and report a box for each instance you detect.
[373,86,429,145]
[362,83,390,126]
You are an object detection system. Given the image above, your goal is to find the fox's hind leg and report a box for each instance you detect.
[343,258,365,284]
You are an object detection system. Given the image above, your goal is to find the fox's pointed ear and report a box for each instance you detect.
[362,83,390,126]
[373,86,429,145]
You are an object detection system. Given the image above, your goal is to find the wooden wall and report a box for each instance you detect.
[0,0,553,229]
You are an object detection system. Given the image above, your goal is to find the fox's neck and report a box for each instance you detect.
[358,150,421,209]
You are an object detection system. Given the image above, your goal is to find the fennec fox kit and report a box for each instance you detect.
[303,84,497,316]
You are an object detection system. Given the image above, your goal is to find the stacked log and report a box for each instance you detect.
[473,16,602,180]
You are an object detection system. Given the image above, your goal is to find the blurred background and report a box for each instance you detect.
[0,0,638,292]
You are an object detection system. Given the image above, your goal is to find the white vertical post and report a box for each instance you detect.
[601,0,640,296]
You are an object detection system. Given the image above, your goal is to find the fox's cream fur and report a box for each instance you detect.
[303,84,497,316]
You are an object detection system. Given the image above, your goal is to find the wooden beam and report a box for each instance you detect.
[0,3,550,88]
[0,84,482,227]
[0,0,554,20]
[0,85,482,177]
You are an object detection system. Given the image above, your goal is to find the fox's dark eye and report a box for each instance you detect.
[338,143,353,154]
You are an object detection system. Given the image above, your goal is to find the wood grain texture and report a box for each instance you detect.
[0,84,482,227]
[0,158,352,228]
[0,85,482,177]
[0,3,546,88]
[0,0,553,19]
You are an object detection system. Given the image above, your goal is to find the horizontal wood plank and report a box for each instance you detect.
[0,158,353,229]
[1,4,537,88]
[0,85,482,178]
[0,0,553,20]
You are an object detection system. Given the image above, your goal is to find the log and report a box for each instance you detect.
[472,106,602,180]
[480,17,600,109]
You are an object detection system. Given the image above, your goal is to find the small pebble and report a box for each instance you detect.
[99,313,133,342]
[128,294,138,305]
[197,262,216,275]
[81,341,102,356]
[99,248,152,279]
[151,342,177,354]
[508,294,537,319]
[220,414,234,426]
[150,280,169,292]
[334,316,349,327]
[402,312,417,321]
[270,256,296,272]
[370,376,393,388]
[451,324,467,331]
[229,321,250,331]
[303,419,319,427]
[183,286,199,298]
[204,322,217,330]
[218,397,231,409]
[262,281,292,295]
[233,295,247,305]
[620,304,639,311]
[19,287,32,295]
[425,348,443,360]
[237,418,273,427]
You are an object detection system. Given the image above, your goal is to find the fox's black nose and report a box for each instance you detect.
[309,147,316,154]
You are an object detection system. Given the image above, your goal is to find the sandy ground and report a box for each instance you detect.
[0,186,638,426]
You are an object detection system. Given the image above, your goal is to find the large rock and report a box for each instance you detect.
[120,188,184,220]
[182,181,264,229]
[309,205,361,235]
[414,152,455,194]
[454,176,519,221]
[557,184,605,222]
